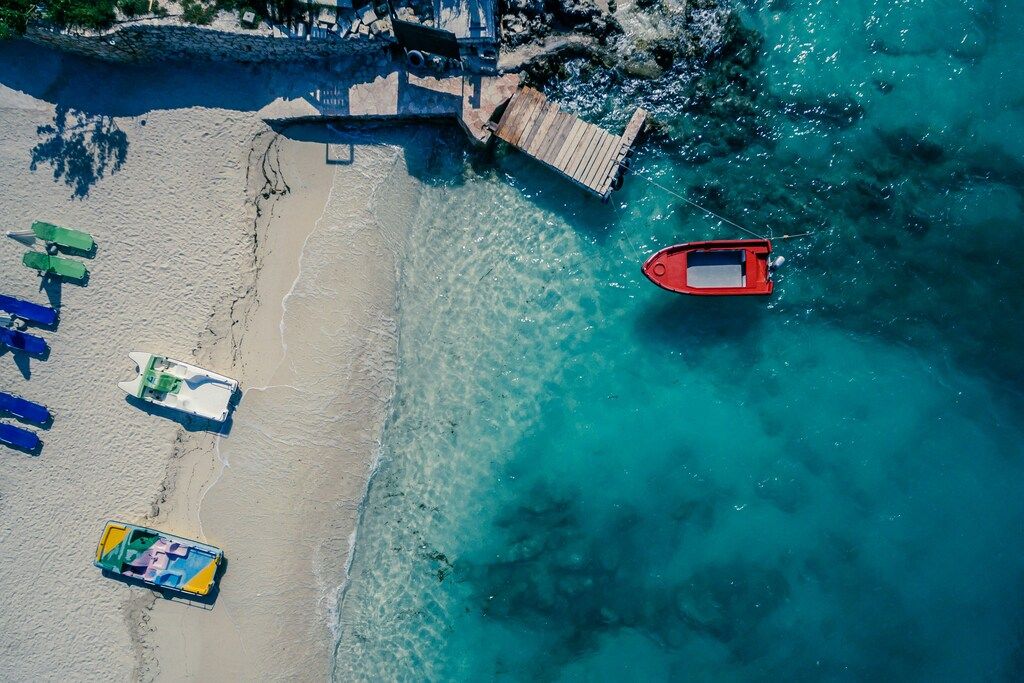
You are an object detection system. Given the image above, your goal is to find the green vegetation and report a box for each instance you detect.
[181,0,217,24]
[0,0,33,38]
[0,0,311,37]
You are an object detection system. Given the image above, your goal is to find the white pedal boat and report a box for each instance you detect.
[118,352,238,422]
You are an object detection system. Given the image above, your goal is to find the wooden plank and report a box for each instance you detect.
[494,88,524,139]
[574,130,610,187]
[566,125,600,181]
[496,88,533,141]
[578,131,614,187]
[520,100,553,154]
[578,135,608,189]
[501,88,538,145]
[596,143,625,190]
[616,107,648,150]
[511,90,545,147]
[557,123,588,175]
[512,96,543,149]
[571,128,602,183]
[526,105,560,157]
[538,113,572,165]
[499,88,537,144]
[563,122,597,176]
[531,106,563,157]
[552,119,586,169]
[583,134,620,190]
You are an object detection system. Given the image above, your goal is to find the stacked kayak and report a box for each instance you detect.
[0,391,50,426]
[0,327,48,356]
[0,294,57,327]
[0,423,39,451]
[95,521,224,596]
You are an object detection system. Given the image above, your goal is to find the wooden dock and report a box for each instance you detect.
[492,86,647,200]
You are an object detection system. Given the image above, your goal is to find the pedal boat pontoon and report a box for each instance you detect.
[118,352,238,422]
[95,521,223,596]
[642,239,775,296]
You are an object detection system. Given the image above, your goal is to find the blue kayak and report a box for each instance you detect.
[0,423,39,451]
[0,328,48,356]
[0,391,50,426]
[0,294,57,326]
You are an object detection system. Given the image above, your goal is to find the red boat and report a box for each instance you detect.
[642,239,774,296]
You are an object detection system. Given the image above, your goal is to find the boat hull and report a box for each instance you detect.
[94,521,223,596]
[642,239,774,296]
[118,352,238,422]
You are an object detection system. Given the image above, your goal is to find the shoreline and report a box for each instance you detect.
[138,124,429,680]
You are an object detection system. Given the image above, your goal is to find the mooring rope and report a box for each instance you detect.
[636,172,815,242]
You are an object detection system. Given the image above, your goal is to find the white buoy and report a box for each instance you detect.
[770,255,786,270]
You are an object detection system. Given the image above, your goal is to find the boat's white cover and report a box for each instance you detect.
[686,250,747,288]
[118,351,238,422]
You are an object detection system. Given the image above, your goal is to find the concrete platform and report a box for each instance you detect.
[258,67,519,144]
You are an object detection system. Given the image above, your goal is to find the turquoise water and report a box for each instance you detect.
[336,0,1024,679]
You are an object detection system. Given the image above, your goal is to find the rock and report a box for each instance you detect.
[547,0,601,26]
[506,0,544,15]
[359,6,377,24]
[621,56,664,79]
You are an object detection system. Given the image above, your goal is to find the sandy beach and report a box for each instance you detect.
[0,44,420,680]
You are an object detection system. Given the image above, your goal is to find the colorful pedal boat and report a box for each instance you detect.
[118,352,238,422]
[0,327,48,356]
[642,239,774,296]
[0,294,57,327]
[0,391,50,426]
[23,252,88,281]
[32,221,95,252]
[0,423,40,451]
[95,521,223,596]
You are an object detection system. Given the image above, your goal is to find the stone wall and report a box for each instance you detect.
[25,18,395,63]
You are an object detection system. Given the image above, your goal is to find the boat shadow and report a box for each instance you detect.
[635,294,773,351]
[124,393,238,436]
[100,556,228,609]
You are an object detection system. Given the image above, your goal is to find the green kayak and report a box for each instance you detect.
[23,251,88,280]
[32,221,94,252]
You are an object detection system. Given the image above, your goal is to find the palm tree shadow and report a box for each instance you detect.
[30,104,128,199]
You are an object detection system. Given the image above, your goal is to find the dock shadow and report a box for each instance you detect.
[123,393,237,436]
[100,556,228,609]
[30,104,128,199]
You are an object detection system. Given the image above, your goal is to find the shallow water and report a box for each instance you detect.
[336,0,1024,679]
